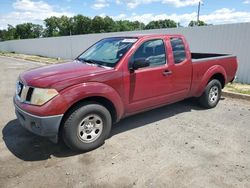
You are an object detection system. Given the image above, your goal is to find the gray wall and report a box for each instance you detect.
[0,23,250,83]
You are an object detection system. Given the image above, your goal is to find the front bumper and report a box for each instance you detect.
[14,104,63,143]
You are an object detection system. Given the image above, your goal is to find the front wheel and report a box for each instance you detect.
[62,102,112,152]
[198,79,222,108]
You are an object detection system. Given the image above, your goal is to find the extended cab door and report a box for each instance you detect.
[168,36,192,97]
[125,37,175,114]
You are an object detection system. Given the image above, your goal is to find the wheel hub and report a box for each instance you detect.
[209,86,219,103]
[78,114,103,143]
[85,122,94,129]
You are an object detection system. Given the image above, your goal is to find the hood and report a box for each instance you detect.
[20,61,113,89]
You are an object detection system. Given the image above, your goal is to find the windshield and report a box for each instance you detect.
[77,37,137,68]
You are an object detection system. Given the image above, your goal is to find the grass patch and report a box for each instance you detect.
[0,51,62,64]
[225,82,250,95]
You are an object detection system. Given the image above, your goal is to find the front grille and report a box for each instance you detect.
[16,81,34,103]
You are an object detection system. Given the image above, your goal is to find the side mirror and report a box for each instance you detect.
[131,58,150,70]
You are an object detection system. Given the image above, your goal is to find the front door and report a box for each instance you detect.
[126,38,174,113]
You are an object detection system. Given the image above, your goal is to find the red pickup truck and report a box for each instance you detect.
[14,34,237,151]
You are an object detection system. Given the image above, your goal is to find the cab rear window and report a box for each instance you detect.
[170,38,186,64]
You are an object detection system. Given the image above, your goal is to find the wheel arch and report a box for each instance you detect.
[208,73,225,88]
[57,82,125,140]
[62,96,118,124]
[196,65,226,97]
[58,96,118,141]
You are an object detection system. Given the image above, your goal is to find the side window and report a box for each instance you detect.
[132,39,166,67]
[170,38,186,64]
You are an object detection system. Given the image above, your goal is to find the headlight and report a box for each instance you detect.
[31,88,58,106]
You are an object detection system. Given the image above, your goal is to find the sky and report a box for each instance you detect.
[0,0,250,29]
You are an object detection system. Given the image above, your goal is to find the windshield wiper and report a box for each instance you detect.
[76,57,112,68]
[76,57,94,64]
[79,58,108,68]
[77,58,98,65]
[80,58,96,64]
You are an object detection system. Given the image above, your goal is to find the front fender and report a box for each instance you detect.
[59,82,124,120]
[196,65,226,97]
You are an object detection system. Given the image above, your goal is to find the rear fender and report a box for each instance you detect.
[196,65,226,97]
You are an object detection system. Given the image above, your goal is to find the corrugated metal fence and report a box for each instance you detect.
[0,23,250,83]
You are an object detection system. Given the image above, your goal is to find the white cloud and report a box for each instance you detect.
[243,0,250,4]
[0,0,73,29]
[164,0,201,7]
[111,8,250,26]
[92,0,110,10]
[1,1,250,30]
[115,0,200,9]
[200,8,250,24]
[112,12,196,25]
[112,13,128,20]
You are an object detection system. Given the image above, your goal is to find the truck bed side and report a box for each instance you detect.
[189,55,238,97]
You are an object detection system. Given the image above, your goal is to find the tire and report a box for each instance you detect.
[198,79,222,109]
[62,102,112,152]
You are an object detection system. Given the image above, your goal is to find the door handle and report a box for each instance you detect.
[163,70,172,76]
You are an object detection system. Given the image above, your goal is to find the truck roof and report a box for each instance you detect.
[108,33,184,39]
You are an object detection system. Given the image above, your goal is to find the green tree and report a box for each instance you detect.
[91,16,106,33]
[1,25,16,40]
[0,15,183,41]
[72,15,92,34]
[32,24,43,38]
[188,20,207,27]
[116,20,132,31]
[145,21,159,29]
[57,16,73,36]
[131,21,145,30]
[103,16,116,32]
[0,30,4,41]
[145,19,177,29]
[15,23,43,39]
[44,16,60,37]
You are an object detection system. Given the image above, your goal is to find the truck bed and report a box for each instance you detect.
[189,53,237,97]
[191,53,233,62]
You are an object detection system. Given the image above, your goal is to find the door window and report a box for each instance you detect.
[132,39,166,68]
[170,38,186,64]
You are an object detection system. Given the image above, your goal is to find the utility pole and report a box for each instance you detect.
[197,1,201,25]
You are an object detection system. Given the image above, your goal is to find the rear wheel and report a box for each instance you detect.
[198,79,222,108]
[62,102,112,152]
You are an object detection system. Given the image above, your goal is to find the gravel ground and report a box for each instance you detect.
[0,56,250,188]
